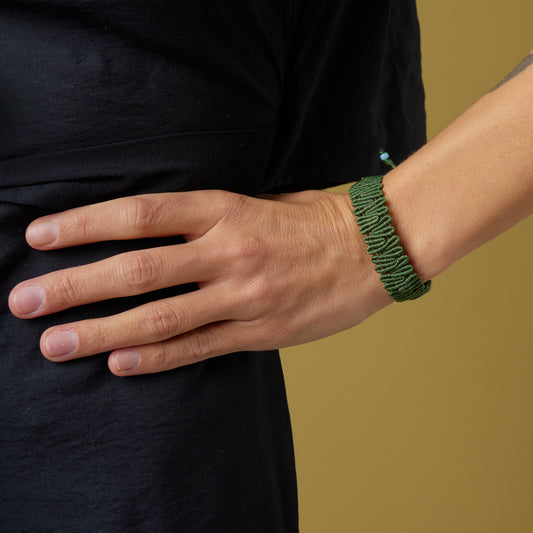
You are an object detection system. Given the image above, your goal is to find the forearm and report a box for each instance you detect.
[381,50,533,283]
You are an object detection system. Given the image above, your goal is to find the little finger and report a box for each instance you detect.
[108,321,254,375]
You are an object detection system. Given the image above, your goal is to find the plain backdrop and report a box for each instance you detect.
[281,1,533,531]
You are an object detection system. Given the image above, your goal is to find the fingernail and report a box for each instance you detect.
[112,350,141,372]
[12,286,45,315]
[45,330,78,358]
[27,222,59,246]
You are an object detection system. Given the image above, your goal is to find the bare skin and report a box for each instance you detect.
[9,50,533,376]
[383,49,533,283]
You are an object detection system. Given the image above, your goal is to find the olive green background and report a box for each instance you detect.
[280,1,533,531]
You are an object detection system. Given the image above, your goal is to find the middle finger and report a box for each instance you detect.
[9,240,214,318]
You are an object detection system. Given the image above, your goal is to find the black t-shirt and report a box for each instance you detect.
[0,1,425,531]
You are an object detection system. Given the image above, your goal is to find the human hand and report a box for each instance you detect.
[8,190,391,376]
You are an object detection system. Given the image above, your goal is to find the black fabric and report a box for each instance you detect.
[0,1,426,531]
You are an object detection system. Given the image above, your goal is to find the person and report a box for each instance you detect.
[1,1,531,532]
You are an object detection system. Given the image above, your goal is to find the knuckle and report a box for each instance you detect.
[150,344,172,370]
[126,196,158,234]
[225,234,266,266]
[71,211,96,241]
[238,276,271,317]
[145,302,181,339]
[261,316,282,341]
[187,329,217,360]
[239,234,264,259]
[247,316,279,346]
[216,190,251,225]
[54,273,81,305]
[219,189,246,214]
[117,251,160,293]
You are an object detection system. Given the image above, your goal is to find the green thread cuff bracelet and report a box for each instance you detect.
[349,151,431,302]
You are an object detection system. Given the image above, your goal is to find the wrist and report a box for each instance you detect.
[380,154,459,284]
[381,169,435,283]
[348,163,432,301]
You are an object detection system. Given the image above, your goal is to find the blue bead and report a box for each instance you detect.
[380,152,389,161]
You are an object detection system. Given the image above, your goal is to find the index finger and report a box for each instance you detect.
[25,189,240,249]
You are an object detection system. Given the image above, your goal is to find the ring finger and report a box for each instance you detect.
[40,283,232,361]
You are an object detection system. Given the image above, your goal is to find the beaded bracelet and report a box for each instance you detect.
[349,151,431,302]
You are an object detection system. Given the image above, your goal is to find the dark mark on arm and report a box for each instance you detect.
[490,51,533,92]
